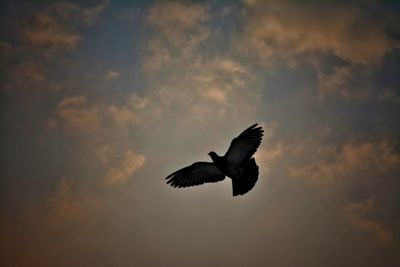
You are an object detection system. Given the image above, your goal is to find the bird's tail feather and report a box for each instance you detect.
[232,158,259,196]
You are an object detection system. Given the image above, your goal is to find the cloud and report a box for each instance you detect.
[82,1,108,25]
[140,3,259,126]
[288,140,400,185]
[142,39,173,71]
[55,95,144,136]
[196,57,250,105]
[311,60,376,99]
[0,41,11,55]
[24,3,80,50]
[237,1,398,66]
[378,89,400,104]
[284,130,399,246]
[56,96,101,134]
[137,56,257,126]
[13,62,45,82]
[102,93,149,129]
[58,96,87,107]
[103,150,145,187]
[3,62,62,92]
[46,177,82,226]
[130,94,149,110]
[200,87,228,105]
[316,65,354,98]
[144,2,209,71]
[255,124,284,174]
[105,70,120,80]
[343,197,393,244]
[23,2,106,51]
[107,105,139,127]
[96,145,114,164]
[2,2,400,265]
[147,1,208,46]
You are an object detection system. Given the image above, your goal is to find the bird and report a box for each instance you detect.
[165,123,263,196]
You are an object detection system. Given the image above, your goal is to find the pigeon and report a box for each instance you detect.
[165,124,263,196]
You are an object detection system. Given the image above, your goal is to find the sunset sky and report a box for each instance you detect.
[1,0,400,266]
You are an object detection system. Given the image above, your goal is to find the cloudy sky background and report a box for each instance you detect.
[1,0,400,266]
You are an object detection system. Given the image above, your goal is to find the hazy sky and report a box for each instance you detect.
[1,0,400,266]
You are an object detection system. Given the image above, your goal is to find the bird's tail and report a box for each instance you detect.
[232,158,259,196]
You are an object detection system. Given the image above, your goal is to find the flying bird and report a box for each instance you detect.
[165,124,263,196]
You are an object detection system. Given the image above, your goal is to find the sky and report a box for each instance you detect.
[1,0,400,266]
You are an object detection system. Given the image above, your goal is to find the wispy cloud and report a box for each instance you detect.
[288,140,400,185]
[378,88,400,104]
[105,70,120,80]
[56,96,101,134]
[4,62,62,92]
[144,2,209,71]
[2,1,400,266]
[255,123,284,174]
[343,197,393,244]
[82,1,108,25]
[107,105,139,127]
[25,13,79,49]
[103,150,145,187]
[23,2,106,52]
[139,56,256,125]
[147,2,208,47]
[46,177,83,226]
[234,1,400,100]
[96,145,114,164]
[237,1,398,66]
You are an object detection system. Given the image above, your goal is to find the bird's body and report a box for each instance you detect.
[165,124,263,196]
[209,152,241,179]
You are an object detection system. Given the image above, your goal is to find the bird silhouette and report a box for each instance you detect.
[165,124,263,196]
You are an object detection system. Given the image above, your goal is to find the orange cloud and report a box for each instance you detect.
[23,2,106,51]
[24,3,80,49]
[317,66,354,98]
[96,145,114,164]
[343,197,393,244]
[107,105,139,127]
[58,96,86,107]
[143,39,173,71]
[144,2,209,71]
[137,54,257,125]
[46,177,82,226]
[4,62,62,92]
[55,95,147,136]
[255,124,284,174]
[200,87,228,105]
[56,96,101,134]
[237,1,398,66]
[311,61,374,99]
[289,140,400,185]
[103,150,145,187]
[147,1,208,46]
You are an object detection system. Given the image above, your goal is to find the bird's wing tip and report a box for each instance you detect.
[165,172,175,179]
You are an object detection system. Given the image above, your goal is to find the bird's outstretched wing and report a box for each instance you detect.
[225,123,264,165]
[166,162,225,188]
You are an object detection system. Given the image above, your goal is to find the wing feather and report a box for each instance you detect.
[165,162,225,188]
[225,124,264,164]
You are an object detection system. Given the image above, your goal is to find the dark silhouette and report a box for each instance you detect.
[165,124,263,196]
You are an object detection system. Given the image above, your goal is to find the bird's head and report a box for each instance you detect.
[208,151,219,161]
